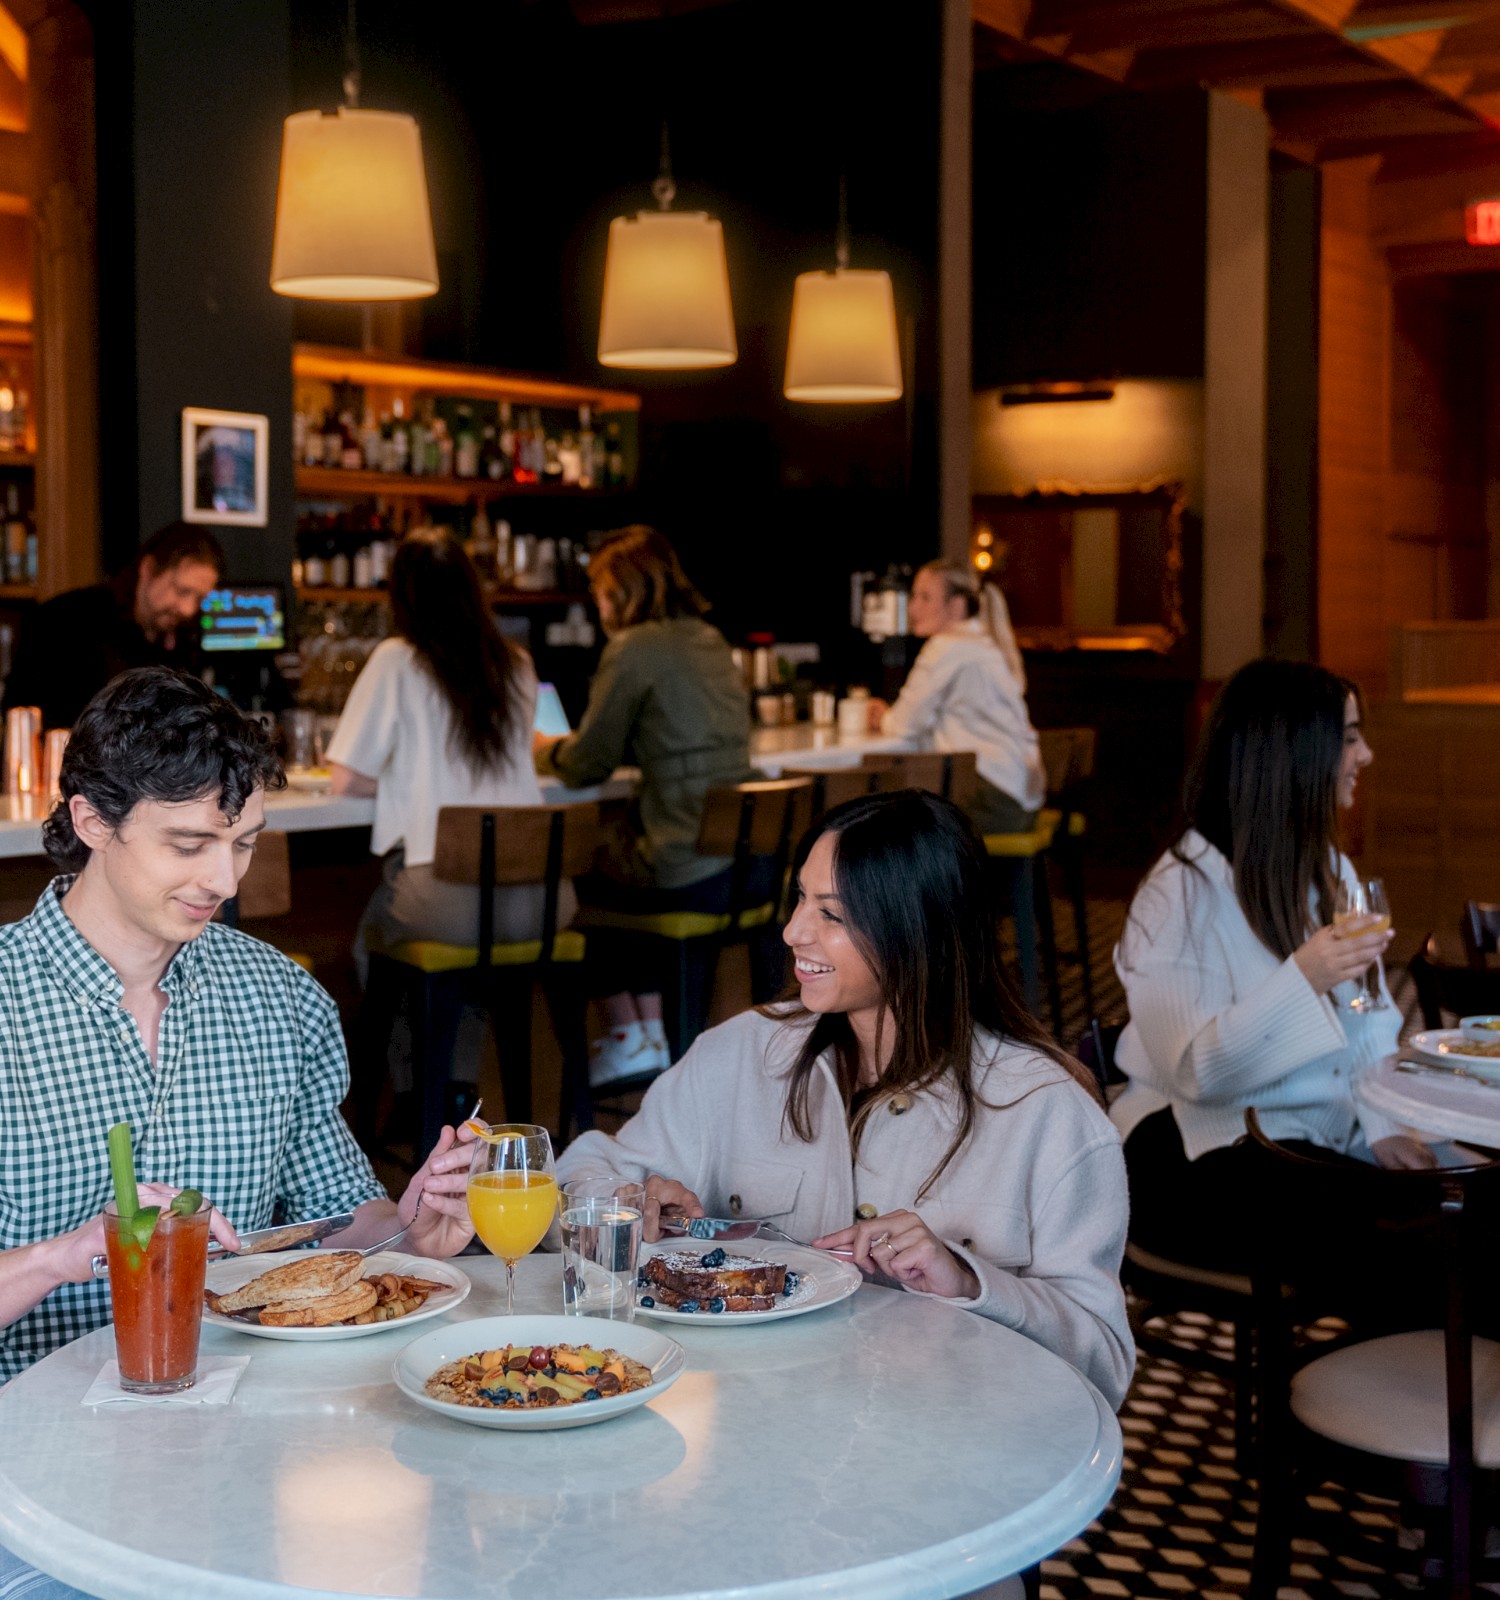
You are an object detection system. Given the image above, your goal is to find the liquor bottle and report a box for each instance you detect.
[498,402,516,481]
[480,423,503,482]
[359,407,382,470]
[303,412,325,468]
[434,416,454,478]
[0,369,16,452]
[390,399,410,475]
[351,539,376,589]
[512,408,536,485]
[455,407,479,478]
[339,411,362,471]
[322,409,343,470]
[328,523,351,589]
[302,522,328,587]
[4,484,25,583]
[557,430,580,486]
[542,435,563,484]
[409,401,431,478]
[467,501,496,578]
[577,405,596,489]
[292,407,307,466]
[495,518,513,585]
[605,420,625,488]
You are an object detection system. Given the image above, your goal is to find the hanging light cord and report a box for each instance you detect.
[653,121,676,211]
[342,0,361,109]
[835,173,850,271]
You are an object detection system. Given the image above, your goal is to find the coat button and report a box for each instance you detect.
[961,1238,975,1251]
[728,1194,742,1216]
[888,1094,912,1115]
[855,1202,878,1221]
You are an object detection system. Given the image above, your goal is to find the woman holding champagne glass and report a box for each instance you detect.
[465,1124,557,1315]
[1111,659,1432,1277]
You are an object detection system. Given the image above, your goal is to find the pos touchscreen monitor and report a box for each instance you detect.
[200,585,286,653]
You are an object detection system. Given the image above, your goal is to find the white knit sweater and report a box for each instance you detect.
[557,1008,1134,1409]
[1111,832,1401,1160]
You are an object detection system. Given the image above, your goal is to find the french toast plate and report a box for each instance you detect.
[1407,1029,1500,1078]
[394,1314,686,1431]
[203,1250,470,1341]
[635,1238,861,1325]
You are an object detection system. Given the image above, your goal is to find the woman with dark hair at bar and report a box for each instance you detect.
[1113,657,1425,1272]
[329,526,568,975]
[535,524,753,1085]
[555,790,1132,1410]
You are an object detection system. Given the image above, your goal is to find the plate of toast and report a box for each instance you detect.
[634,1239,861,1326]
[202,1249,470,1341]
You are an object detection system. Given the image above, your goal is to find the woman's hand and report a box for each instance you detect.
[813,1209,981,1301]
[642,1175,703,1243]
[400,1122,479,1258]
[1371,1135,1439,1171]
[1293,921,1394,997]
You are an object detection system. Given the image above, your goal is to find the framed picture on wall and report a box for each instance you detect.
[180,407,268,527]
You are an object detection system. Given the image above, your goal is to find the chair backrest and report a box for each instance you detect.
[696,778,814,922]
[1242,1109,1500,1576]
[433,803,601,968]
[1037,727,1097,798]
[236,830,292,920]
[1409,933,1500,1029]
[1462,901,1500,969]
[860,749,979,809]
[1073,1016,1127,1095]
[781,765,879,820]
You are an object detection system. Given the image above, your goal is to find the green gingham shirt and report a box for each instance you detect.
[0,878,385,1381]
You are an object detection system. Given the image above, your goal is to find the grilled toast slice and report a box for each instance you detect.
[205,1251,366,1314]
[258,1279,379,1327]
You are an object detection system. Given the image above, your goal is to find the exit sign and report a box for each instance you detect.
[1466,199,1500,245]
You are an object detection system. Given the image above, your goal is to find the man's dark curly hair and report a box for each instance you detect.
[41,668,286,872]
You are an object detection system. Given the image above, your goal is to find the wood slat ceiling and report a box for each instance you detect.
[974,0,1500,162]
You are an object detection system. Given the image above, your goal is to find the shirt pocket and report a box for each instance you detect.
[919,1199,1033,1270]
[710,1155,804,1222]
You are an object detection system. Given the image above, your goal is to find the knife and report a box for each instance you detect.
[1394,1058,1500,1091]
[89,1212,355,1279]
[657,1214,855,1256]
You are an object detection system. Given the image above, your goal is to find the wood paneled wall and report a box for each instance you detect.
[1318,158,1390,694]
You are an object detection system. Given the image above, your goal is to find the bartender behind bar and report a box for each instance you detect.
[2,522,224,727]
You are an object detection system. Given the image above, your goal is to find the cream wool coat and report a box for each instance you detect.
[556,1008,1134,1409]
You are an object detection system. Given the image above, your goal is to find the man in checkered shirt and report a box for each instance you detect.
[0,668,479,1386]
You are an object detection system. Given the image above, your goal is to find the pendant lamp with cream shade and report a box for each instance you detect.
[270,0,438,301]
[784,179,902,403]
[598,127,736,370]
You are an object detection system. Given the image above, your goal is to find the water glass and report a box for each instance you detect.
[560,1179,645,1323]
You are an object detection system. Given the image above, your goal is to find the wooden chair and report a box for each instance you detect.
[355,802,600,1159]
[1410,934,1500,1029]
[573,778,814,1070]
[1085,1019,1259,1469]
[1463,902,1500,970]
[222,831,313,973]
[1037,726,1098,1017]
[1244,1109,1500,1598]
[780,764,880,821]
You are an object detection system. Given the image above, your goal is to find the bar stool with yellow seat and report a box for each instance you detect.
[354,801,600,1159]
[572,777,813,1075]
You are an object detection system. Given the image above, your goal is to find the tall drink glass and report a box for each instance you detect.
[561,1179,645,1322]
[466,1124,557,1316]
[1333,876,1391,1013]
[103,1198,212,1394]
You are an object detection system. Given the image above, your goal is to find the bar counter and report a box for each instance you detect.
[0,726,914,860]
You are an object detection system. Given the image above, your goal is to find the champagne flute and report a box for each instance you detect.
[1332,876,1391,1013]
[466,1123,557,1316]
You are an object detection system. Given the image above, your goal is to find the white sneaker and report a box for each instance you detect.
[641,1017,672,1066]
[589,1022,667,1088]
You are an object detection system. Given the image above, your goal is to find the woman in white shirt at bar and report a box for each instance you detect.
[1112,658,1428,1272]
[874,559,1045,833]
[328,527,571,977]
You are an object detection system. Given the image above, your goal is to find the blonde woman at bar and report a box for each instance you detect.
[874,559,1044,834]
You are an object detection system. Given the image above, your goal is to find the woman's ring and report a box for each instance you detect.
[873,1232,891,1250]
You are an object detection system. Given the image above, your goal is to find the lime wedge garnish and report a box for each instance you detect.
[128,1206,161,1253]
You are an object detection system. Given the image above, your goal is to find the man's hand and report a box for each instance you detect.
[401,1122,480,1258]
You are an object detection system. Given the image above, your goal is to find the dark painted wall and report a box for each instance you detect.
[1264,157,1320,662]
[94,0,294,584]
[972,71,1207,387]
[288,0,943,652]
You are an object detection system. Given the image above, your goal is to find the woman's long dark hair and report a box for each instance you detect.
[772,790,1100,1198]
[388,527,526,774]
[1176,658,1357,960]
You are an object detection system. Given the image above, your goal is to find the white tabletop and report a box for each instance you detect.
[749,726,913,778]
[1356,1053,1500,1147]
[0,1255,1120,1600]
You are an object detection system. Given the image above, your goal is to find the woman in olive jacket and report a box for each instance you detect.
[535,526,752,1082]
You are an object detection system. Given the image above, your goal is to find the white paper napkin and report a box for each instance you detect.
[81,1355,250,1407]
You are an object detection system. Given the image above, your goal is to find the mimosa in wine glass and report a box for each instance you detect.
[467,1123,557,1315]
[1332,876,1391,1013]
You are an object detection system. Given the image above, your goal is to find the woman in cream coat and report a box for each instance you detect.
[556,790,1133,1411]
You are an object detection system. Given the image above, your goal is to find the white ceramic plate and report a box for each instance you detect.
[203,1250,470,1341]
[393,1314,686,1431]
[1408,1029,1500,1077]
[635,1239,861,1326]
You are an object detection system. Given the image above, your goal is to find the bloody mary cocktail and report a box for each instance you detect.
[104,1198,211,1394]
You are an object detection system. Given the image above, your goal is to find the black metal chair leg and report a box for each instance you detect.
[487,972,533,1127]
[1063,832,1095,1018]
[416,974,466,1159]
[1033,855,1064,1037]
[542,971,593,1147]
[351,955,405,1145]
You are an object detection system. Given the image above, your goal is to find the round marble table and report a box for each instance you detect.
[1356,1052,1500,1147]
[0,1255,1121,1600]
